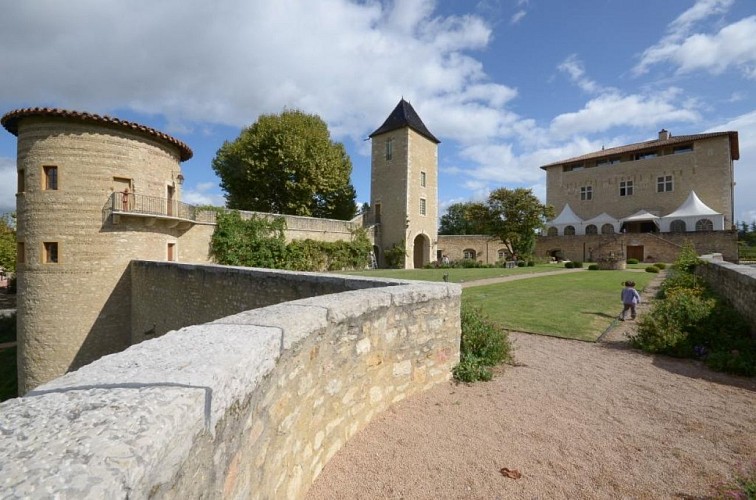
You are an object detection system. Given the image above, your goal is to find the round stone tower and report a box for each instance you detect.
[1,108,193,393]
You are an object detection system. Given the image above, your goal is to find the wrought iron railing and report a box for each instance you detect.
[108,192,207,222]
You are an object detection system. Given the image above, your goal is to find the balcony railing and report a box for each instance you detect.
[107,192,216,223]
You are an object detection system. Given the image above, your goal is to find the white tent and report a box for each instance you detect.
[547,203,584,235]
[659,191,724,232]
[582,212,620,234]
[620,209,660,232]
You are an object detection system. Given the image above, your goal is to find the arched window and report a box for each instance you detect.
[585,224,598,235]
[463,249,476,260]
[670,220,686,233]
[601,223,615,234]
[695,219,713,231]
[547,227,558,236]
[564,225,576,236]
[497,249,507,260]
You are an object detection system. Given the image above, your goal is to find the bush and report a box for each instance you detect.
[645,266,660,273]
[588,264,599,271]
[527,261,535,267]
[453,303,513,383]
[564,262,574,268]
[572,261,583,268]
[516,261,526,267]
[384,241,406,269]
[653,262,667,270]
[627,258,639,264]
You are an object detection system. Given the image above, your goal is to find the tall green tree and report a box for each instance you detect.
[467,188,554,257]
[438,202,488,235]
[212,109,357,220]
[0,212,16,273]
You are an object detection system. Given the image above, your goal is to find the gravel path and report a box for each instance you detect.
[307,272,756,499]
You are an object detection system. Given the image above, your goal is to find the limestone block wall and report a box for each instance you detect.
[437,235,507,264]
[696,255,756,336]
[0,265,461,499]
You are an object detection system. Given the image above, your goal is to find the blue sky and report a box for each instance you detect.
[1,0,755,223]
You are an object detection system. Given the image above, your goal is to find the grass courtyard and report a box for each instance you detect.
[345,266,656,342]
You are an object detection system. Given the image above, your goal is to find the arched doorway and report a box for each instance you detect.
[413,234,430,269]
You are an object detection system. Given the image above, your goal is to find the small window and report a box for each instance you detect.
[657,175,673,193]
[420,171,426,187]
[619,180,633,197]
[43,242,58,263]
[580,186,593,201]
[167,242,176,261]
[17,242,25,264]
[585,224,598,235]
[385,138,393,161]
[670,220,686,232]
[497,249,507,260]
[564,225,576,235]
[695,219,713,231]
[18,169,25,193]
[635,152,657,160]
[463,249,476,260]
[601,223,615,234]
[564,163,584,172]
[374,203,381,223]
[596,158,621,166]
[43,166,58,190]
[547,227,558,236]
[419,198,427,216]
[673,144,693,154]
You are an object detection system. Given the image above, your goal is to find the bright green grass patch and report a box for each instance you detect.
[463,271,655,341]
[338,264,565,283]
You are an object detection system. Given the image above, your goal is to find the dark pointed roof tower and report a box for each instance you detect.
[369,99,440,144]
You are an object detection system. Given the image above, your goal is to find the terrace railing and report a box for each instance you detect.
[107,192,216,223]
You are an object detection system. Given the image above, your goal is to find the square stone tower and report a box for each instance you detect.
[369,99,440,269]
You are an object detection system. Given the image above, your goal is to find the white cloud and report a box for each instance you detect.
[510,10,527,25]
[558,55,604,94]
[634,0,756,78]
[0,158,16,214]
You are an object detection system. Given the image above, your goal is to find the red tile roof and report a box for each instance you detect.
[540,131,738,170]
[1,107,193,161]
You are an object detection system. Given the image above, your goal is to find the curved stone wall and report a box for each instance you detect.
[0,265,461,499]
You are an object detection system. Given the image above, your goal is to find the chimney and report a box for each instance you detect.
[658,129,670,140]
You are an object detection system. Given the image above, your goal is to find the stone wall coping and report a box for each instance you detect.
[0,272,461,498]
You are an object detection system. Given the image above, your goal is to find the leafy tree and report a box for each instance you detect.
[466,188,554,258]
[438,202,488,235]
[212,109,357,220]
[0,212,16,273]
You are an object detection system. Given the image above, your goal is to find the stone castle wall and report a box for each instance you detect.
[696,255,756,336]
[0,263,461,499]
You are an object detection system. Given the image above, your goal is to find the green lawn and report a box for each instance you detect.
[463,271,655,341]
[338,264,568,283]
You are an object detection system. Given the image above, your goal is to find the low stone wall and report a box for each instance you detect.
[0,265,461,499]
[696,255,756,336]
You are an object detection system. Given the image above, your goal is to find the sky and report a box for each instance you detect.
[1,0,755,223]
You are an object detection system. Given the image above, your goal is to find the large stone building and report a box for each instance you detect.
[537,129,740,263]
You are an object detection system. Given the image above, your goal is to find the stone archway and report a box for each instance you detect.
[413,234,430,269]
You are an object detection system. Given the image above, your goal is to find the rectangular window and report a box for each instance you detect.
[167,242,176,262]
[619,180,634,197]
[420,171,426,187]
[634,152,657,161]
[43,166,58,190]
[43,242,59,263]
[385,138,393,161]
[657,175,673,193]
[420,198,427,216]
[580,186,593,201]
[374,203,381,223]
[17,242,25,265]
[673,144,693,154]
[18,169,25,193]
[596,158,620,166]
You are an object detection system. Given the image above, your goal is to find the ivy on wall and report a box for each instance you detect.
[210,210,371,271]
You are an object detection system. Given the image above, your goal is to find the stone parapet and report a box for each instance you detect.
[696,255,756,336]
[0,264,461,499]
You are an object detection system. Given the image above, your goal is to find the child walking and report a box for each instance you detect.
[619,280,641,321]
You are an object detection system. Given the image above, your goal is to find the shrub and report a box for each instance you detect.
[645,266,660,273]
[527,261,535,267]
[588,264,599,271]
[653,262,667,270]
[516,261,526,267]
[564,262,574,268]
[627,258,639,264]
[453,303,513,383]
[384,241,406,269]
[572,261,583,268]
